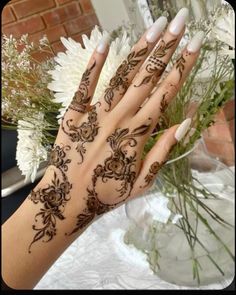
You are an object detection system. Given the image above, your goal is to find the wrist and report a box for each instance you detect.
[34,166,95,234]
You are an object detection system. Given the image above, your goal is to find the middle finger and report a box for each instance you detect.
[112,8,189,119]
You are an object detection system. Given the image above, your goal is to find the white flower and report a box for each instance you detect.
[16,113,48,183]
[212,8,235,59]
[47,26,131,122]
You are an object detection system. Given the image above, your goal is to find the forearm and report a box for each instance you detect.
[2,172,91,289]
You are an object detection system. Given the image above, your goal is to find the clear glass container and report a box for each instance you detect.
[124,140,235,287]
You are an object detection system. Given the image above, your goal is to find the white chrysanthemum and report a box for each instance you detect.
[47,26,131,122]
[16,113,48,183]
[212,8,235,59]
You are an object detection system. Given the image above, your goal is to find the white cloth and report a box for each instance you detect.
[35,204,233,289]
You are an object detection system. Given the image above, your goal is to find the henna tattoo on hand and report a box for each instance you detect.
[160,92,169,113]
[104,45,148,111]
[175,50,192,82]
[62,104,100,164]
[140,161,164,188]
[135,39,177,87]
[160,83,178,114]
[28,145,72,253]
[68,121,152,235]
[69,61,96,113]
[61,59,100,163]
[175,51,189,82]
[49,145,71,178]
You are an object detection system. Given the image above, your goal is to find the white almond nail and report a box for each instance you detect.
[175,118,191,141]
[187,31,204,52]
[146,16,167,43]
[96,35,109,54]
[169,8,189,35]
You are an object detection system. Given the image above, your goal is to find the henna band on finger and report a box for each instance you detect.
[69,61,96,113]
[134,38,177,87]
[104,45,149,111]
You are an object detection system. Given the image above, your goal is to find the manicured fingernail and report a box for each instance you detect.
[169,8,189,35]
[96,35,109,54]
[175,118,191,141]
[146,16,167,43]
[187,31,204,52]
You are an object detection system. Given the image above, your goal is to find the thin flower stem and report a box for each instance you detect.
[173,202,226,278]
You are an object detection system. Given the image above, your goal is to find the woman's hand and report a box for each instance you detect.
[2,8,204,289]
[30,9,203,247]
[31,8,204,249]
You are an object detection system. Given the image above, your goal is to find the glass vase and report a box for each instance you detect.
[124,139,235,287]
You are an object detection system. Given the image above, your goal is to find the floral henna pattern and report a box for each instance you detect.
[104,45,148,111]
[62,104,100,164]
[160,83,179,114]
[140,161,164,188]
[69,61,96,113]
[175,54,186,82]
[28,145,72,253]
[160,92,169,113]
[135,39,177,87]
[49,145,72,178]
[68,121,152,235]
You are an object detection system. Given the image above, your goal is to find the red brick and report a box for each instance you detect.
[204,137,234,164]
[3,16,45,37]
[31,50,54,63]
[223,158,235,166]
[64,13,98,35]
[205,122,232,142]
[42,2,81,27]
[223,99,235,121]
[229,118,235,145]
[29,24,67,44]
[79,0,94,13]
[12,0,55,19]
[51,40,66,54]
[66,28,93,47]
[2,5,16,25]
[70,32,83,44]
[214,109,227,123]
[56,0,72,5]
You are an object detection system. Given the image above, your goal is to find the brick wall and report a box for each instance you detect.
[203,100,235,166]
[2,0,99,56]
[188,100,235,166]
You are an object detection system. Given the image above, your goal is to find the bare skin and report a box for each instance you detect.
[2,12,202,289]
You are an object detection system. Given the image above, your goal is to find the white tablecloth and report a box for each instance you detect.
[35,202,234,290]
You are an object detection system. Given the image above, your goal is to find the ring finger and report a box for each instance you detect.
[135,31,204,128]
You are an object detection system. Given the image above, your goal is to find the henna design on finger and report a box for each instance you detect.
[62,104,100,164]
[160,92,169,113]
[140,161,164,188]
[68,120,152,235]
[104,45,149,111]
[176,53,186,82]
[160,83,179,114]
[134,39,177,87]
[28,145,72,253]
[69,61,96,113]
